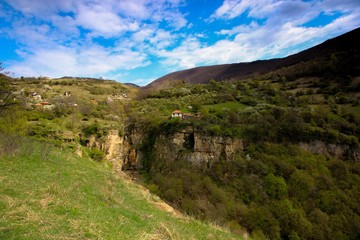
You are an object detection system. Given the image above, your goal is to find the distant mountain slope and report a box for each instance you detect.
[146,27,360,89]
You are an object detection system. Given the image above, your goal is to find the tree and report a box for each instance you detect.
[264,173,288,199]
[0,63,16,112]
[190,101,201,113]
[289,170,315,201]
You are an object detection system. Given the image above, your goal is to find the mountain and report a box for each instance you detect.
[146,27,360,89]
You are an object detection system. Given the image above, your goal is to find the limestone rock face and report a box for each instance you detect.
[298,141,359,161]
[152,127,244,165]
[84,124,245,171]
[121,127,145,169]
[84,125,358,173]
[88,136,101,149]
[103,130,124,171]
[75,145,83,157]
[86,126,359,174]
[191,133,244,164]
[84,129,141,171]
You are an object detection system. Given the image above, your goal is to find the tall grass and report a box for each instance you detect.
[0,133,241,240]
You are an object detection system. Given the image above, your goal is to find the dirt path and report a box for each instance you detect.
[123,170,183,218]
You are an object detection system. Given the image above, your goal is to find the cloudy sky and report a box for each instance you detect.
[1,0,359,85]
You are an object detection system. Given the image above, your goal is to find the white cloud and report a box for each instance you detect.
[149,29,174,49]
[9,21,53,46]
[2,0,188,79]
[210,0,272,20]
[75,5,136,37]
[51,15,79,37]
[117,0,149,19]
[157,36,260,70]
[133,28,155,42]
[4,0,187,39]
[216,21,259,36]
[211,0,360,24]
[157,0,360,71]
[210,0,316,24]
[230,9,360,59]
[4,0,74,18]
[131,27,175,51]
[8,44,149,78]
[2,0,360,82]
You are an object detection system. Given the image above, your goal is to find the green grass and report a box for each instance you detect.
[343,104,360,118]
[0,139,241,240]
[203,102,248,113]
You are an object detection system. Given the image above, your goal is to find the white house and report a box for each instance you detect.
[171,110,183,118]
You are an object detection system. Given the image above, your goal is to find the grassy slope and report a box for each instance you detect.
[203,102,248,113]
[0,141,240,240]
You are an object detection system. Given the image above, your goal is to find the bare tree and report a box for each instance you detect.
[0,63,16,112]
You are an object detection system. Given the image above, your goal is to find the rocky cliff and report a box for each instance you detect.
[82,126,358,173]
[84,129,139,171]
[152,127,244,166]
[298,141,360,161]
[83,125,245,170]
[121,126,245,171]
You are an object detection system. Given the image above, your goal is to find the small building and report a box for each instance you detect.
[28,92,42,101]
[171,110,183,118]
[182,112,201,119]
[33,101,55,110]
[182,113,194,119]
[171,110,201,119]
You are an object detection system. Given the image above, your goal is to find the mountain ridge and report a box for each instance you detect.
[146,27,360,89]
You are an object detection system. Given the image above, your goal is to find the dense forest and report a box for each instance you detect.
[127,46,360,239]
[131,82,360,239]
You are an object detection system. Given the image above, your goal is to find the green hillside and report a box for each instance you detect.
[1,27,360,239]
[130,78,360,239]
[0,134,241,240]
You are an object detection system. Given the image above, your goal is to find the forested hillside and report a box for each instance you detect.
[129,74,360,239]
[127,30,360,238]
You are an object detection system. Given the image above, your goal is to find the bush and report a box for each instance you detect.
[88,148,104,161]
[264,173,288,199]
[82,122,100,137]
[0,133,21,156]
[146,184,159,195]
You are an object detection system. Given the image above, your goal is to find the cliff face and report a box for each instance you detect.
[85,129,139,171]
[298,141,360,161]
[84,126,245,171]
[142,127,244,167]
[83,127,359,172]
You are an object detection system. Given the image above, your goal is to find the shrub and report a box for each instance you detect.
[88,148,104,161]
[82,122,100,137]
[264,173,288,199]
[146,184,159,195]
[0,133,21,156]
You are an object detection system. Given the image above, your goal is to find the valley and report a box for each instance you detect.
[1,27,360,239]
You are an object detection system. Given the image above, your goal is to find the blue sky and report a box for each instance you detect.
[1,0,360,86]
